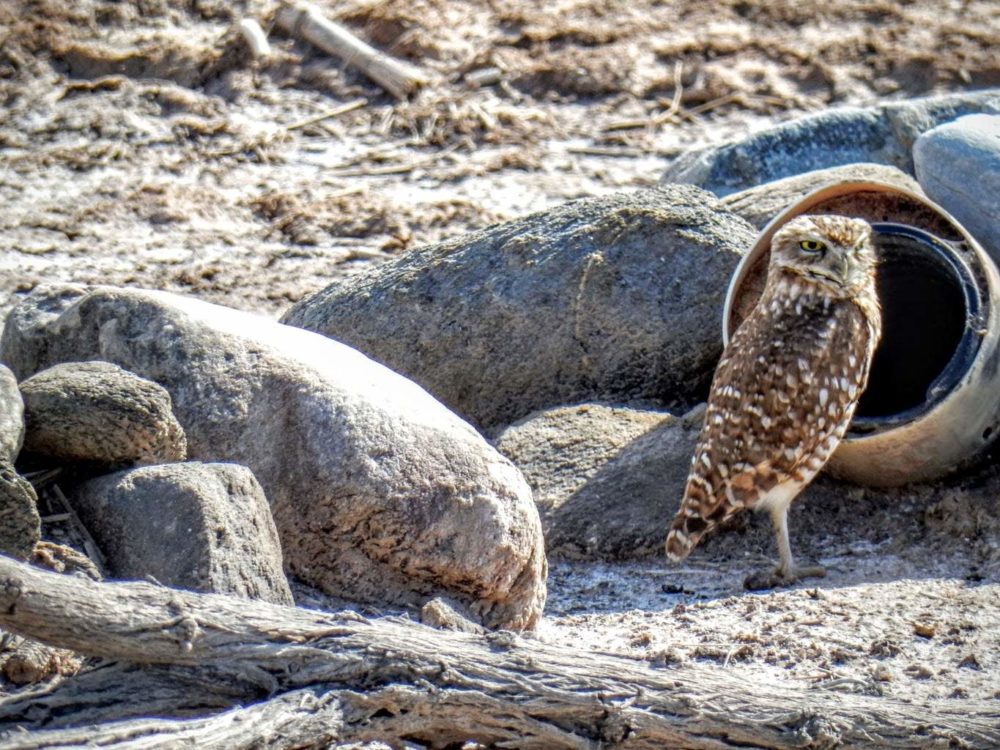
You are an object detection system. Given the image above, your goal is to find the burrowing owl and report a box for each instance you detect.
[666,214,881,589]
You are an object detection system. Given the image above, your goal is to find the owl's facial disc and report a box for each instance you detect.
[770,215,874,292]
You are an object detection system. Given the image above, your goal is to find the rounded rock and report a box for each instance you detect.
[19,361,187,469]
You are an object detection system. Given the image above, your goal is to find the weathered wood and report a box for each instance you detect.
[0,686,344,749]
[0,555,996,749]
[275,2,429,99]
[236,18,271,59]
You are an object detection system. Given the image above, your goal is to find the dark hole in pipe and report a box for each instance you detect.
[851,223,980,431]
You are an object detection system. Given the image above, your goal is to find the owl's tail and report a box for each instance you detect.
[666,476,718,562]
[665,512,712,562]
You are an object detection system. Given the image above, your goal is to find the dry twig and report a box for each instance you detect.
[275,2,429,99]
[603,61,685,131]
[285,98,368,131]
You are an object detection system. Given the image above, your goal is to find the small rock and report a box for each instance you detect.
[495,403,699,559]
[1,286,545,630]
[914,113,1000,262]
[282,185,756,429]
[868,639,902,658]
[663,91,1000,195]
[913,621,936,639]
[71,462,293,605]
[957,653,981,670]
[19,361,187,469]
[721,163,923,229]
[0,364,24,464]
[870,664,894,682]
[904,663,934,679]
[420,597,486,634]
[0,463,40,560]
[660,582,693,595]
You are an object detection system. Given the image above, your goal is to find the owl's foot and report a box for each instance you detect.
[743,563,826,591]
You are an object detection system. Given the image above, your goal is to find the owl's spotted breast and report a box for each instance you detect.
[683,281,874,526]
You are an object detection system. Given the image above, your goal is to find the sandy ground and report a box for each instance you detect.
[2,0,1000,729]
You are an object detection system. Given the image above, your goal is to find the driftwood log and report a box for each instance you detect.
[0,556,996,749]
[275,2,429,99]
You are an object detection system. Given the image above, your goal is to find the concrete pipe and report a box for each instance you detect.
[723,180,1000,486]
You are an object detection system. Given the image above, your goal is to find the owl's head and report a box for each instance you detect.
[769,214,877,295]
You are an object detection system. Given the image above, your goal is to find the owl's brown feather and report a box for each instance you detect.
[666,215,881,571]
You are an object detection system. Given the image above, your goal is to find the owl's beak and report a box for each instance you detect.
[833,254,851,283]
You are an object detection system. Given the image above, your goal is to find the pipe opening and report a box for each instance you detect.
[851,223,982,431]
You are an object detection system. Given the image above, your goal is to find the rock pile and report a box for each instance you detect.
[1,286,546,631]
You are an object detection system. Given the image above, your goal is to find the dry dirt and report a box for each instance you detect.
[2,0,1000,735]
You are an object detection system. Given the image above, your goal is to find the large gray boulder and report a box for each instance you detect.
[494,403,700,559]
[914,113,1000,261]
[1,286,546,630]
[282,185,756,430]
[72,462,293,605]
[19,361,187,469]
[663,91,1000,196]
[0,364,23,464]
[721,163,922,229]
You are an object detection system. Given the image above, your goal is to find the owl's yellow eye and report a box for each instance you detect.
[799,239,826,254]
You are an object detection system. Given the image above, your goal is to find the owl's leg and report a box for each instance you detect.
[744,503,825,590]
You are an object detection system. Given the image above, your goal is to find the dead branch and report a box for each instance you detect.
[0,555,996,749]
[275,2,429,99]
[236,18,272,59]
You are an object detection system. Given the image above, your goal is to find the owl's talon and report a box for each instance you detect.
[743,563,825,591]
[794,563,827,580]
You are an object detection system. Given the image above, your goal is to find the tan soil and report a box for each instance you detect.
[1,0,999,726]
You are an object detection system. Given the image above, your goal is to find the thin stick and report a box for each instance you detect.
[566,146,645,158]
[602,61,684,132]
[686,93,742,115]
[237,18,272,59]
[327,142,460,177]
[286,98,368,131]
[275,2,429,99]
[22,467,62,489]
[39,513,71,523]
[51,484,107,576]
[650,60,685,125]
